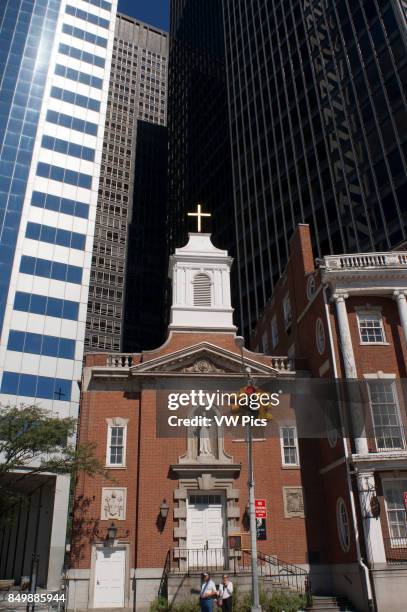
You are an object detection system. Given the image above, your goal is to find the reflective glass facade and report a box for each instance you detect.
[167,0,234,262]
[0,0,60,334]
[223,0,407,337]
[0,0,117,590]
[169,0,407,339]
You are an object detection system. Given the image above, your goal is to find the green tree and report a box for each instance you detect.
[0,403,105,524]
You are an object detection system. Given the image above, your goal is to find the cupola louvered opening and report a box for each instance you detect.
[193,273,211,307]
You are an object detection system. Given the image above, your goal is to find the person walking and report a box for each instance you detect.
[199,572,218,612]
[218,574,233,611]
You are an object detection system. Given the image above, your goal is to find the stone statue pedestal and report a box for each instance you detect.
[197,453,215,463]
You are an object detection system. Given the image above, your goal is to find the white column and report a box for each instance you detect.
[357,471,386,566]
[394,291,407,345]
[333,293,357,378]
[333,293,368,455]
[47,474,70,589]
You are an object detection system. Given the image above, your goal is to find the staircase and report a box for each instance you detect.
[159,547,312,606]
[307,595,357,611]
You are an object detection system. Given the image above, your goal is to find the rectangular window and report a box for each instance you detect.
[107,425,126,466]
[62,23,108,48]
[367,381,404,451]
[358,312,386,343]
[58,43,105,68]
[83,0,112,10]
[26,222,86,250]
[1,371,72,401]
[271,316,278,349]
[50,86,100,112]
[8,330,75,359]
[36,162,92,189]
[31,191,89,219]
[41,135,95,161]
[283,294,292,329]
[383,479,407,545]
[280,426,299,466]
[20,255,83,284]
[65,5,109,28]
[55,64,103,89]
[46,109,98,137]
[14,291,79,320]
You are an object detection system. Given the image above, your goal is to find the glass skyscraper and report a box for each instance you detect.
[224,0,407,337]
[168,0,407,339]
[0,0,117,588]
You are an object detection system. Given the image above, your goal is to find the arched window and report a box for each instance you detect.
[193,273,211,307]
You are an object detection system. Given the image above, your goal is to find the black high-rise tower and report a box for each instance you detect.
[169,0,407,338]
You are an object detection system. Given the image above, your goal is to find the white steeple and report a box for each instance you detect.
[168,233,236,332]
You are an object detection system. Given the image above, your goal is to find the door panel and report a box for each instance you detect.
[94,548,125,608]
[187,495,225,567]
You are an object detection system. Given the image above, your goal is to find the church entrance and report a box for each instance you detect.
[186,493,225,569]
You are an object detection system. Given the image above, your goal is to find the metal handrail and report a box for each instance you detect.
[160,547,312,606]
[158,550,171,597]
[241,549,311,604]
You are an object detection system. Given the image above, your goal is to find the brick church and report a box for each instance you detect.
[67,226,407,612]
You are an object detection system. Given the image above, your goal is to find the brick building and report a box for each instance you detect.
[67,227,407,612]
[252,225,407,612]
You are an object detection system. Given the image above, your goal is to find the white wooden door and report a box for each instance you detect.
[94,548,125,608]
[187,494,224,568]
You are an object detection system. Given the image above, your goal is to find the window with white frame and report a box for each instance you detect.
[367,381,404,451]
[357,312,386,343]
[383,479,407,545]
[283,294,292,329]
[280,426,299,466]
[106,423,127,467]
[271,316,278,349]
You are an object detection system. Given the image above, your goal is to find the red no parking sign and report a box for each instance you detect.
[255,499,267,519]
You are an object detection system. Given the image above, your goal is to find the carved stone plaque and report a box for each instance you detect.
[101,488,126,520]
[283,487,305,518]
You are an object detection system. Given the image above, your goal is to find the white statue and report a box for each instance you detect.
[198,424,212,456]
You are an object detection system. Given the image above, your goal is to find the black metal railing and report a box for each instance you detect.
[161,547,311,604]
[240,550,310,598]
[383,537,407,564]
[174,548,228,573]
[158,549,171,597]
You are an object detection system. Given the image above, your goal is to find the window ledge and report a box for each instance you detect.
[105,465,127,469]
[282,465,300,469]
[359,341,389,346]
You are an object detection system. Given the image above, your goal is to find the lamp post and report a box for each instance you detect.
[235,336,261,612]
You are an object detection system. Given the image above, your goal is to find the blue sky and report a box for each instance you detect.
[117,0,169,31]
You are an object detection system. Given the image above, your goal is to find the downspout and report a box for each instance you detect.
[323,286,374,610]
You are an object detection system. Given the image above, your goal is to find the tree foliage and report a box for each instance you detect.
[0,403,106,524]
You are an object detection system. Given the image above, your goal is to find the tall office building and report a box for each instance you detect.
[85,14,168,353]
[167,0,234,261]
[169,0,407,338]
[0,0,116,588]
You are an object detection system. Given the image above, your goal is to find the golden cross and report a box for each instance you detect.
[187,203,211,233]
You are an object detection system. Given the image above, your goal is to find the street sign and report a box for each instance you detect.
[255,499,267,518]
[404,491,407,511]
[256,518,267,540]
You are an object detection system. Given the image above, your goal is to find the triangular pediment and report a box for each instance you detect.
[130,342,280,376]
